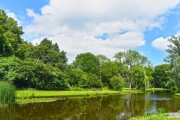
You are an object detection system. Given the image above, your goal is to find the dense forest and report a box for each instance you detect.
[0,9,179,91]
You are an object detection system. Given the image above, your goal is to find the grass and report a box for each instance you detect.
[130,113,179,120]
[0,81,16,105]
[130,108,180,120]
[16,89,143,104]
[146,88,170,92]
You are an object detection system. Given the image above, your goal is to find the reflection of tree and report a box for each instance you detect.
[1,92,179,120]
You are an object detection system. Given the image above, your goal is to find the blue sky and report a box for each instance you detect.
[0,0,180,65]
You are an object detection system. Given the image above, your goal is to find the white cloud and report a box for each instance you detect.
[24,0,180,61]
[152,31,180,51]
[6,10,21,25]
[151,37,170,51]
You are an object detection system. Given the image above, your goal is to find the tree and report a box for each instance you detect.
[15,41,35,60]
[33,38,67,70]
[152,64,171,88]
[0,10,23,56]
[0,56,69,90]
[114,50,151,89]
[132,65,145,90]
[110,75,124,91]
[73,52,100,75]
[165,36,180,88]
[97,54,110,65]
[100,61,119,87]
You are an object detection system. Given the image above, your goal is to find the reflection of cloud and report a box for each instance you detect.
[24,0,180,61]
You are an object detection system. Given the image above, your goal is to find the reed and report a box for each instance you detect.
[0,81,16,105]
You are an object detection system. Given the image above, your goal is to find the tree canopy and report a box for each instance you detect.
[0,9,179,91]
[0,10,23,56]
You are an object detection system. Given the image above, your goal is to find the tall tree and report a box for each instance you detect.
[33,38,67,70]
[0,10,23,56]
[166,36,180,88]
[114,50,151,89]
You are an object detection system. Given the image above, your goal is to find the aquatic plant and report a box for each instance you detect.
[0,81,16,105]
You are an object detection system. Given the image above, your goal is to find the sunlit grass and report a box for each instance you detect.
[146,88,170,91]
[130,113,179,120]
[16,89,143,104]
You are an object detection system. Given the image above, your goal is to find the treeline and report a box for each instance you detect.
[0,9,179,91]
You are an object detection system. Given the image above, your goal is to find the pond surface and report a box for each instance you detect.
[1,91,180,120]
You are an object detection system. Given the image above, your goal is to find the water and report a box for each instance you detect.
[0,91,180,120]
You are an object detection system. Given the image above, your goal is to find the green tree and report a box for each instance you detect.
[0,10,23,56]
[15,41,35,60]
[165,36,180,88]
[0,57,69,90]
[152,64,171,88]
[110,75,124,91]
[33,38,67,70]
[132,65,145,90]
[87,73,103,89]
[114,50,151,89]
[100,61,119,87]
[73,52,100,75]
[97,54,110,65]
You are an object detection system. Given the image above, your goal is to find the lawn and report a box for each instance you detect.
[130,113,180,120]
[16,89,143,104]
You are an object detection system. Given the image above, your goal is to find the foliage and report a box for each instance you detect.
[110,76,124,91]
[100,61,120,87]
[132,65,145,90]
[32,38,67,70]
[97,54,110,65]
[87,73,103,89]
[152,64,171,88]
[0,81,16,105]
[165,36,180,89]
[73,52,100,75]
[0,10,23,56]
[0,57,69,90]
[114,50,151,89]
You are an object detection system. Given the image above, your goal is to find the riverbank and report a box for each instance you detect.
[176,93,180,96]
[130,113,180,120]
[16,89,143,104]
[145,88,170,92]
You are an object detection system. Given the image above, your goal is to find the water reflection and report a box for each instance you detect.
[0,91,180,120]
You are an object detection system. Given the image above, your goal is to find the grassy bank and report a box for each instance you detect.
[176,93,180,96]
[145,88,170,92]
[130,113,177,120]
[16,89,143,104]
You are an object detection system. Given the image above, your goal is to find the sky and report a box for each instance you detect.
[0,0,180,65]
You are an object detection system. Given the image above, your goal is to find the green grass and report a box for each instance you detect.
[176,93,180,96]
[130,113,180,120]
[0,81,16,105]
[146,88,170,92]
[16,89,143,104]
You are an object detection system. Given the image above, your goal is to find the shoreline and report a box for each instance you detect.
[16,89,143,104]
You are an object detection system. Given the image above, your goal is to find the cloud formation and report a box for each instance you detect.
[152,31,180,51]
[24,0,180,60]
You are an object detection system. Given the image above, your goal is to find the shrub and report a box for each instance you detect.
[110,76,124,91]
[87,73,103,89]
[0,81,16,105]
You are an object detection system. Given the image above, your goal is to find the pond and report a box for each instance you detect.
[1,91,180,120]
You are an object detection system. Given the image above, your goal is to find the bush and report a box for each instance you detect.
[0,81,16,105]
[110,76,124,91]
[87,74,103,89]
